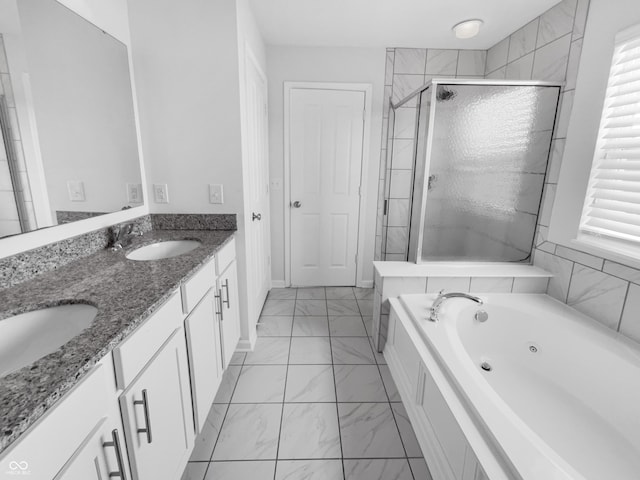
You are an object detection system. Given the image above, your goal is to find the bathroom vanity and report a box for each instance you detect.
[0,226,239,480]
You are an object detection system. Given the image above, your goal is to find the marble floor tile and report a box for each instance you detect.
[244,337,290,365]
[205,461,276,480]
[391,402,422,457]
[338,403,406,458]
[362,316,373,336]
[212,404,282,460]
[278,403,341,459]
[213,366,241,403]
[334,365,387,402]
[268,288,297,300]
[257,315,294,336]
[289,337,332,364]
[276,460,343,480]
[331,337,375,364]
[189,403,228,461]
[329,316,367,336]
[229,351,246,365]
[343,459,413,480]
[409,458,433,480]
[353,288,374,300]
[285,365,336,402]
[292,316,329,336]
[231,365,287,403]
[297,287,326,299]
[378,365,401,402]
[369,337,387,365]
[356,299,374,316]
[295,299,328,316]
[327,300,360,316]
[181,462,208,480]
[262,299,296,316]
[325,287,356,300]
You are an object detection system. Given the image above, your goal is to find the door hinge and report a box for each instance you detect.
[383,199,388,216]
[355,254,358,264]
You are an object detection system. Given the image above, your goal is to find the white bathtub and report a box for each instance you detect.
[390,293,640,480]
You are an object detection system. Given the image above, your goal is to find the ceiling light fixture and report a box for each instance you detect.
[453,19,483,39]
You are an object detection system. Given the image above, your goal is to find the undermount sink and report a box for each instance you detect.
[0,304,98,378]
[126,240,201,261]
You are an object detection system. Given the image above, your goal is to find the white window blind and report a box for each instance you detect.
[580,25,640,246]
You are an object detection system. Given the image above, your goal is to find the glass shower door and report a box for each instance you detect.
[417,83,561,262]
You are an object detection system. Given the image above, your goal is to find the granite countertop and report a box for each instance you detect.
[0,229,235,453]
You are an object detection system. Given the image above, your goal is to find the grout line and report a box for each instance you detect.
[325,290,347,480]
[616,282,631,332]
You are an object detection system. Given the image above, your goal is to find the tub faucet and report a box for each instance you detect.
[429,290,483,322]
[110,222,142,251]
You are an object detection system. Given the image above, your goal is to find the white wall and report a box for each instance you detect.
[549,0,640,261]
[0,0,148,259]
[128,0,266,347]
[267,46,386,286]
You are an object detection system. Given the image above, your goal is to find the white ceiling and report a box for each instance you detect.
[248,0,562,50]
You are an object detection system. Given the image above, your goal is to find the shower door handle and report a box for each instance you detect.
[428,174,437,191]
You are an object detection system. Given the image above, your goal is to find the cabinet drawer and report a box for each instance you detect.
[215,238,235,275]
[113,292,183,389]
[0,365,109,480]
[181,257,216,314]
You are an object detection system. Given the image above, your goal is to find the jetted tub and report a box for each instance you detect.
[386,293,640,480]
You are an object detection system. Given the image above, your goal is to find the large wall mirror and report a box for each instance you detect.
[0,0,143,239]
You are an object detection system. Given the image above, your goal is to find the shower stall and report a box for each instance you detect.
[379,79,562,264]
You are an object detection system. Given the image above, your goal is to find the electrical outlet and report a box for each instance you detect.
[209,184,223,204]
[270,178,282,191]
[67,180,86,202]
[153,184,169,204]
[127,183,143,203]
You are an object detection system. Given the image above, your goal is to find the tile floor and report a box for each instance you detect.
[181,287,432,480]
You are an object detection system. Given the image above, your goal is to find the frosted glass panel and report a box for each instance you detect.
[420,84,560,262]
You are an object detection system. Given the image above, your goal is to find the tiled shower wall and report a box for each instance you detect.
[0,34,36,236]
[375,48,487,261]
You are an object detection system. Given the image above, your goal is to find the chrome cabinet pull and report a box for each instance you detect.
[103,429,127,479]
[215,290,224,321]
[222,279,230,308]
[134,389,152,443]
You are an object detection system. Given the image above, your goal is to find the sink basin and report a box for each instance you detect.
[126,240,201,261]
[0,304,98,378]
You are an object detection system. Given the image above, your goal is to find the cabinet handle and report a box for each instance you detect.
[103,429,127,480]
[215,290,224,321]
[222,279,230,308]
[133,389,153,444]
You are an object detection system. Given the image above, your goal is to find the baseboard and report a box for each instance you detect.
[271,279,286,288]
[357,280,374,288]
[235,336,256,352]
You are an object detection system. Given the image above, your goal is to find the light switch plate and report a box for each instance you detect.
[127,183,143,203]
[153,184,169,203]
[67,180,86,202]
[209,184,223,204]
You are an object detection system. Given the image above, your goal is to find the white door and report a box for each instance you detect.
[244,51,271,327]
[289,88,365,286]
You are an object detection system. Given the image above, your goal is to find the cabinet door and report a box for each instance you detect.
[55,418,128,480]
[120,328,194,480]
[185,289,223,433]
[217,260,240,368]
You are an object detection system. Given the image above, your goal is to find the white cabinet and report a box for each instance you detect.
[216,258,240,368]
[184,288,223,432]
[120,328,194,480]
[54,418,128,480]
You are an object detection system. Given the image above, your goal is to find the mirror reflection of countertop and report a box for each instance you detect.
[0,228,235,454]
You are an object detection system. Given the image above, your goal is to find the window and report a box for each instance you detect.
[579,25,640,249]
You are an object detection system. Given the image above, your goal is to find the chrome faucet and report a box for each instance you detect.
[110,222,142,251]
[429,290,483,322]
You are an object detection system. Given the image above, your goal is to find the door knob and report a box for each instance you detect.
[292,201,302,208]
[252,212,262,221]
